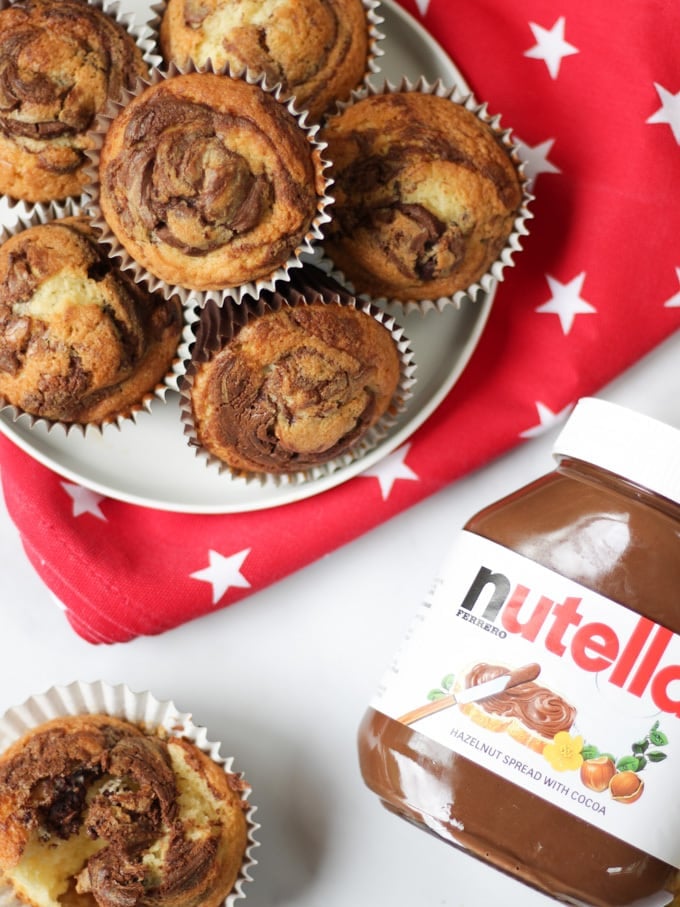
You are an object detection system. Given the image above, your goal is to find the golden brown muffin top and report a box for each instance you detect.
[159,0,371,120]
[190,298,402,474]
[321,91,523,301]
[0,0,148,201]
[0,216,182,423]
[98,72,324,291]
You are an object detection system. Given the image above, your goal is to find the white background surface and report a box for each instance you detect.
[1,328,679,907]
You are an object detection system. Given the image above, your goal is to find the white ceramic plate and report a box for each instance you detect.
[0,0,493,514]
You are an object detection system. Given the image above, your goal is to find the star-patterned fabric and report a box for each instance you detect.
[1,0,679,643]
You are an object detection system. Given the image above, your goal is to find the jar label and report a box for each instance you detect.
[371,530,680,868]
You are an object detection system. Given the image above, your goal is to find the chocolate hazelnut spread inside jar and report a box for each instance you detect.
[358,397,680,906]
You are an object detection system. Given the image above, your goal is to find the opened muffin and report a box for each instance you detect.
[0,0,149,203]
[0,215,183,424]
[320,86,526,303]
[95,70,327,296]
[186,267,410,476]
[158,0,375,121]
[0,713,250,907]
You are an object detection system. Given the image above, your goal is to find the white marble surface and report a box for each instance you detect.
[1,328,678,906]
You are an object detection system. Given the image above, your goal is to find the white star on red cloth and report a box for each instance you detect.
[515,138,561,189]
[535,272,596,334]
[524,17,579,79]
[360,443,419,500]
[190,548,251,605]
[646,83,680,144]
[645,82,680,145]
[61,482,107,521]
[520,401,573,439]
[664,268,680,308]
[414,0,430,13]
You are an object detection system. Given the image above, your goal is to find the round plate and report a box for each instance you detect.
[0,0,492,514]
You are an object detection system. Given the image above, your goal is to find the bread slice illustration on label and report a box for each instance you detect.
[399,662,577,755]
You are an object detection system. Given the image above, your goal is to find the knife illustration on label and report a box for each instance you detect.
[398,663,542,726]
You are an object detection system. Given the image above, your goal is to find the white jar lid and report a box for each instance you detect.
[552,397,680,506]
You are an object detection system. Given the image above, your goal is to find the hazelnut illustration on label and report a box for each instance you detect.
[575,720,669,805]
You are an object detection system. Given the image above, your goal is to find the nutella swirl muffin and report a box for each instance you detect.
[0,0,149,204]
[185,267,412,477]
[0,215,183,425]
[95,71,328,297]
[158,0,377,121]
[320,85,527,305]
[0,712,251,907]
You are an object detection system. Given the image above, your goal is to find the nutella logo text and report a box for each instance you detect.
[458,566,680,718]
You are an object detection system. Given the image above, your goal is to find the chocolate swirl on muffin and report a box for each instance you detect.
[0,0,148,203]
[321,89,524,302]
[97,72,324,293]
[188,270,405,475]
[108,91,274,256]
[159,0,372,121]
[0,216,183,424]
[0,714,249,907]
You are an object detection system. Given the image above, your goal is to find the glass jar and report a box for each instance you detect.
[358,397,680,906]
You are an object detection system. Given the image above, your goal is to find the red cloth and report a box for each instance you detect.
[2,0,679,643]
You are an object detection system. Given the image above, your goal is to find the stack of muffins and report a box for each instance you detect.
[0,0,531,481]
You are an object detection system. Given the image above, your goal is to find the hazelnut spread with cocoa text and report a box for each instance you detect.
[358,398,680,906]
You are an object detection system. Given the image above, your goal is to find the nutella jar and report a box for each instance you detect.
[358,397,680,906]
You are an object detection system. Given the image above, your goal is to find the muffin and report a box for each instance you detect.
[0,214,184,425]
[158,0,378,121]
[0,0,149,204]
[185,267,412,477]
[0,688,255,907]
[94,70,329,298]
[320,83,527,305]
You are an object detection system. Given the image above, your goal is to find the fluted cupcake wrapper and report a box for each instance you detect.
[350,0,386,117]
[364,1,386,87]
[148,0,385,123]
[0,680,259,907]
[320,75,534,315]
[179,265,417,487]
[0,0,161,209]
[0,202,193,436]
[98,0,163,69]
[84,61,334,308]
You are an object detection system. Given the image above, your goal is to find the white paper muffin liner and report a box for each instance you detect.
[179,266,416,487]
[319,75,534,315]
[0,679,259,907]
[0,201,192,437]
[84,61,334,308]
[358,0,386,109]
[98,0,163,70]
[148,0,385,122]
[0,0,161,209]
